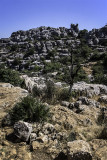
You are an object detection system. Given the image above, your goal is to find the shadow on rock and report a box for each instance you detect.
[54,152,67,160]
[69,152,92,160]
[6,132,22,143]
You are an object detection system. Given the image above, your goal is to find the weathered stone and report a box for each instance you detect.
[67,140,92,160]
[14,121,32,142]
[72,82,107,97]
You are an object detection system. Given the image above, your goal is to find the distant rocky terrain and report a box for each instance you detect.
[0,24,107,160]
[0,24,107,72]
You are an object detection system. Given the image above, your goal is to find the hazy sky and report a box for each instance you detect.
[0,0,107,38]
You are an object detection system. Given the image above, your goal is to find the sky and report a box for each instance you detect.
[0,0,107,38]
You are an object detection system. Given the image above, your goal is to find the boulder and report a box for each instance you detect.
[21,75,46,94]
[67,140,92,160]
[14,121,32,142]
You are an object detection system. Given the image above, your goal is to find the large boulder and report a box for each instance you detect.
[14,121,32,142]
[72,82,107,97]
[21,75,46,94]
[67,140,92,160]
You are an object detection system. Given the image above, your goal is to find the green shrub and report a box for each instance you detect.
[63,67,89,84]
[0,68,24,87]
[74,68,89,83]
[9,96,49,124]
[92,61,107,85]
[103,54,107,69]
[93,74,107,85]
[12,58,21,66]
[24,48,35,58]
[46,50,57,59]
[43,62,62,74]
[32,85,43,97]
[45,80,55,99]
[10,44,18,52]
[33,65,42,72]
[44,82,70,103]
[57,88,70,101]
[24,61,31,69]
[67,132,77,141]
[78,29,88,39]
[80,45,92,58]
[91,52,101,61]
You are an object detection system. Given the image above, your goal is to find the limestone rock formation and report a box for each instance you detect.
[72,81,107,97]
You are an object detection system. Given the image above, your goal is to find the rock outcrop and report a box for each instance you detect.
[72,81,107,97]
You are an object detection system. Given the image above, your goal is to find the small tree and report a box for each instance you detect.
[68,48,87,94]
[68,51,81,94]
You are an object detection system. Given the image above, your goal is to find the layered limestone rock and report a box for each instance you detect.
[0,24,107,72]
[72,81,107,97]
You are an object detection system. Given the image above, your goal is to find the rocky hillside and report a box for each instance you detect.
[0,82,107,160]
[0,24,107,72]
[0,24,107,160]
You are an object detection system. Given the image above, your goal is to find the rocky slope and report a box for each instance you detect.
[0,24,107,160]
[0,83,107,160]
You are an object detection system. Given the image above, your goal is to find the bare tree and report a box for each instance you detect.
[68,49,84,94]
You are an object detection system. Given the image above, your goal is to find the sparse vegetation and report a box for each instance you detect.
[0,68,24,87]
[43,62,62,74]
[92,60,107,85]
[9,96,49,124]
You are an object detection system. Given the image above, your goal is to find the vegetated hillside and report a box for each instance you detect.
[0,24,107,85]
[0,24,107,160]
